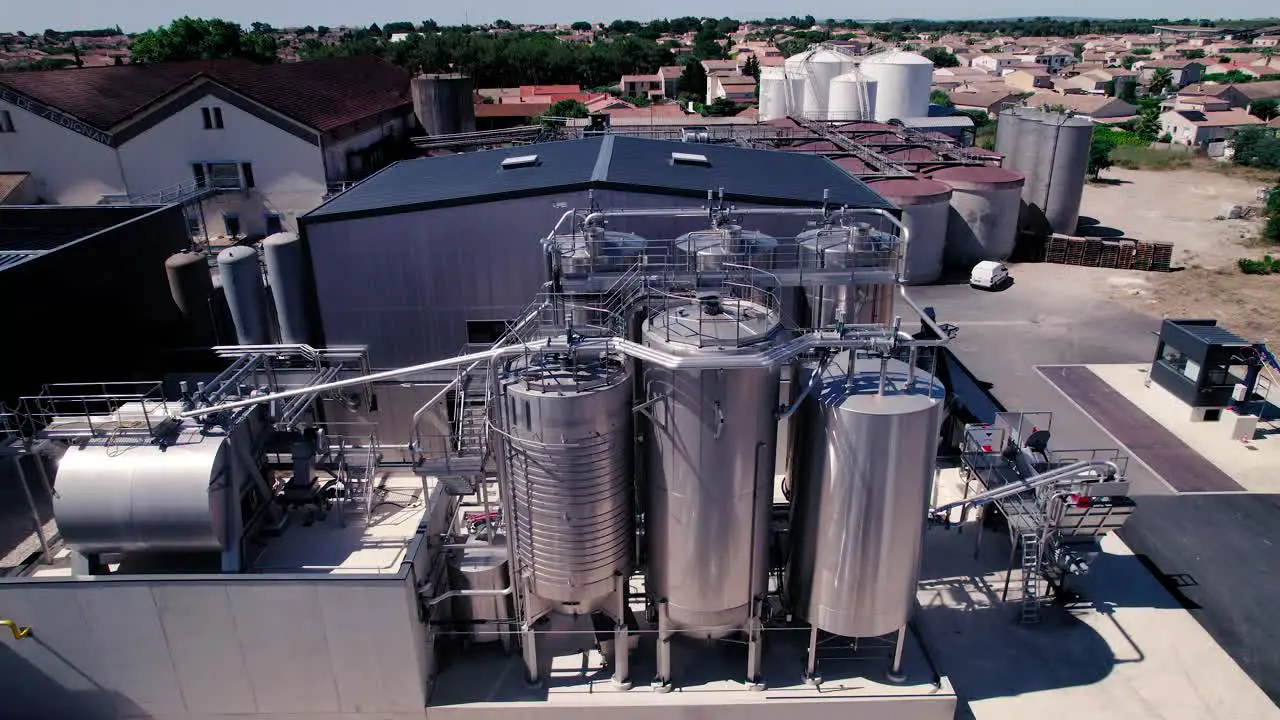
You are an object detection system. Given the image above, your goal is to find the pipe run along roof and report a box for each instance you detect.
[304,135,894,223]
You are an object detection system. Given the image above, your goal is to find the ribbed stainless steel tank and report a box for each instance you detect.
[796,222,900,327]
[164,249,216,344]
[262,232,312,345]
[550,227,646,275]
[787,354,944,638]
[674,225,777,272]
[931,166,1025,266]
[217,245,269,345]
[643,294,783,637]
[448,538,513,642]
[501,351,633,616]
[868,177,952,285]
[1043,115,1093,235]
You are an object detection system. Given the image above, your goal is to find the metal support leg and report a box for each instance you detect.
[612,576,631,690]
[973,505,986,559]
[745,614,765,690]
[653,600,672,693]
[11,456,50,564]
[521,622,540,687]
[803,623,821,685]
[1001,540,1018,602]
[885,625,908,683]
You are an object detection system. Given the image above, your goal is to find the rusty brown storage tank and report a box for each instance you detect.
[867,177,952,285]
[931,166,1025,266]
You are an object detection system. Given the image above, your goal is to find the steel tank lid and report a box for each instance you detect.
[861,50,933,66]
[930,165,1025,190]
[551,228,645,257]
[813,354,944,413]
[645,296,780,351]
[217,245,258,265]
[505,352,626,395]
[262,231,300,247]
[674,225,777,254]
[867,177,953,203]
[165,249,207,269]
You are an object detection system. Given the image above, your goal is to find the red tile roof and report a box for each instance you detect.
[0,56,411,133]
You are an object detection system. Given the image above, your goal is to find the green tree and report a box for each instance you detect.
[1148,67,1174,95]
[703,97,744,116]
[1089,131,1117,180]
[678,59,708,102]
[921,47,959,68]
[1185,49,1206,59]
[1233,127,1280,170]
[547,99,589,118]
[930,89,952,106]
[1251,99,1280,122]
[71,42,82,67]
[130,17,277,64]
[1134,105,1162,142]
[742,55,760,80]
[571,21,592,32]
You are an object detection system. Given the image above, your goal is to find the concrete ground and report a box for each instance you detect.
[907,269,1280,705]
[919,469,1279,720]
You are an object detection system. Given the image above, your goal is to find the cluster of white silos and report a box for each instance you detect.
[762,46,933,123]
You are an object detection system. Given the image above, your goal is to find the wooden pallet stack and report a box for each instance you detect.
[1042,234,1173,272]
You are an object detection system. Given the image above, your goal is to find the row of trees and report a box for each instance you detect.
[130,17,278,64]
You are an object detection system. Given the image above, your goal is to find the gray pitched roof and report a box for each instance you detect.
[304,136,892,223]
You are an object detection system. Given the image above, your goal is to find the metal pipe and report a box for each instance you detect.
[777,354,830,421]
[479,476,495,546]
[897,285,952,347]
[931,459,1119,516]
[11,456,50,565]
[424,585,514,606]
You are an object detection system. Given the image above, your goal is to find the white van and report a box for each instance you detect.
[970,261,1010,290]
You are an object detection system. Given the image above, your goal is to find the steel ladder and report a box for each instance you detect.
[1019,533,1043,624]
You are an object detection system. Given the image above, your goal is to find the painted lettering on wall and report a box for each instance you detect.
[0,87,114,145]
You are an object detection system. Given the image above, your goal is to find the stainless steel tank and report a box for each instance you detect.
[643,295,783,637]
[165,249,216,345]
[796,222,899,327]
[447,538,513,642]
[867,177,952,286]
[53,430,231,553]
[1044,115,1093,235]
[501,352,633,616]
[788,354,944,638]
[994,107,1025,168]
[262,232,312,345]
[674,225,777,272]
[550,227,646,275]
[217,245,269,345]
[931,166,1025,265]
[1014,110,1053,236]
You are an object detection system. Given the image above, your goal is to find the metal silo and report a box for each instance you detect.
[867,177,952,285]
[500,350,633,617]
[828,71,877,122]
[759,66,799,122]
[931,166,1025,266]
[786,47,855,120]
[1013,110,1054,236]
[796,222,900,327]
[262,232,312,345]
[217,245,270,345]
[643,294,783,639]
[788,354,943,639]
[860,51,934,122]
[1044,115,1093,235]
[994,107,1025,166]
[411,73,476,135]
[164,249,216,345]
[674,224,777,272]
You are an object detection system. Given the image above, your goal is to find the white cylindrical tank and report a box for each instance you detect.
[759,66,790,122]
[868,177,954,285]
[827,71,877,122]
[860,51,934,122]
[217,245,269,345]
[786,47,855,120]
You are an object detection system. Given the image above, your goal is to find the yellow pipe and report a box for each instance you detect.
[1,620,31,640]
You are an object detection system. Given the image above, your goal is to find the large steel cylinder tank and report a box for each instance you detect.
[501,352,633,616]
[787,354,944,638]
[1013,110,1054,236]
[828,71,877,122]
[550,227,646,275]
[53,434,231,553]
[217,245,270,345]
[164,249,216,344]
[674,225,777,272]
[643,295,783,637]
[931,166,1025,266]
[411,73,476,135]
[796,222,900,327]
[785,47,854,120]
[994,107,1026,167]
[860,51,934,122]
[262,232,312,345]
[1043,115,1093,235]
[868,177,952,285]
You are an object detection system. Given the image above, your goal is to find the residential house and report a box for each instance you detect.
[658,66,685,98]
[1005,67,1053,91]
[1159,108,1264,146]
[1135,59,1205,88]
[474,102,549,131]
[0,56,414,238]
[1016,47,1076,71]
[709,74,757,104]
[621,74,663,99]
[1253,35,1280,47]
[1061,68,1138,96]
[701,59,741,75]
[949,87,1022,116]
[1027,91,1139,122]
[1215,81,1280,111]
[971,53,1022,75]
[1172,95,1233,112]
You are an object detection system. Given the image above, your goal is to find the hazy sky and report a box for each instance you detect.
[3,0,1266,34]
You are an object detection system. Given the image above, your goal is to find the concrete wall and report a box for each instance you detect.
[322,113,413,183]
[0,98,126,204]
[0,574,428,719]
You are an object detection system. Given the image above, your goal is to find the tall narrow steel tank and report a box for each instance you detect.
[217,245,269,345]
[796,222,900,327]
[262,232,312,345]
[501,351,633,616]
[674,225,777,272]
[643,294,783,637]
[164,249,216,345]
[788,354,944,638]
[1043,115,1093,235]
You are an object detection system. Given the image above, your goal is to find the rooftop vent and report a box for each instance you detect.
[671,152,710,166]
[501,154,540,169]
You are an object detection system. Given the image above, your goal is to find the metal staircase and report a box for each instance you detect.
[1019,533,1043,624]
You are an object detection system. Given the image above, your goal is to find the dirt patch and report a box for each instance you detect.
[1076,167,1280,341]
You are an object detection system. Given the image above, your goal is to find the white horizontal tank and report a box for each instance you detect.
[860,50,934,122]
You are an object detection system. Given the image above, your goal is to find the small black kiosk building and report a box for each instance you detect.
[1149,319,1255,412]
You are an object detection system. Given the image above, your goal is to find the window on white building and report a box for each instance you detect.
[223,212,241,237]
[0,110,14,133]
[202,107,224,130]
[264,212,283,234]
[192,162,255,190]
